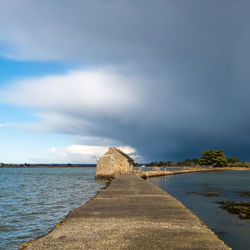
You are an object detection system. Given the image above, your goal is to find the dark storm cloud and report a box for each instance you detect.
[1,0,250,161]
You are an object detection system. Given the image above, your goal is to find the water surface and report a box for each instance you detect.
[150,170,250,250]
[0,167,106,250]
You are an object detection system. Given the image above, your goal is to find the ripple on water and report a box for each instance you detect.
[0,167,106,250]
[0,224,17,232]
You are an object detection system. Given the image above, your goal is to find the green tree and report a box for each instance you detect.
[183,158,192,166]
[199,150,227,167]
[192,158,200,164]
[227,157,239,163]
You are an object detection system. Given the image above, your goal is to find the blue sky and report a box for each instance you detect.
[0,59,73,163]
[1,0,250,163]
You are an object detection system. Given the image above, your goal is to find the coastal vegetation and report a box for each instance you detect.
[238,191,250,197]
[217,201,250,219]
[186,191,220,197]
[227,157,240,163]
[199,150,227,167]
[145,149,248,168]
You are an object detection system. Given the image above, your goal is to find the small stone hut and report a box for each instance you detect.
[96,147,134,179]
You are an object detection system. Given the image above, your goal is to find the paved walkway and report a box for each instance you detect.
[22,175,230,249]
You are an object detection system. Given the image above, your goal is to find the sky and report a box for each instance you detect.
[1,0,250,163]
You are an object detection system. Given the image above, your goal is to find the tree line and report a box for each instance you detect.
[145,150,240,168]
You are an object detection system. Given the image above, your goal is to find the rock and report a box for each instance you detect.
[186,192,220,197]
[217,201,250,219]
[238,191,250,197]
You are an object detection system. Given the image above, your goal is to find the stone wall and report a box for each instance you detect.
[96,147,134,178]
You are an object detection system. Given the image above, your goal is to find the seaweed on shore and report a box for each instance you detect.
[217,201,250,219]
[186,192,220,197]
[238,191,250,198]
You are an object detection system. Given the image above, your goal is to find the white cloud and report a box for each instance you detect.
[0,123,8,128]
[51,145,107,157]
[0,67,148,135]
[49,144,139,163]
[0,68,141,114]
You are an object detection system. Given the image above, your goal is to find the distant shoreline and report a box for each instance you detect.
[1,165,250,170]
[0,165,96,168]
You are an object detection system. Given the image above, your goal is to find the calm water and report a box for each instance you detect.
[0,168,107,250]
[150,170,250,250]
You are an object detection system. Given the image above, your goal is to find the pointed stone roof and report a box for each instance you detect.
[109,147,134,163]
[96,147,134,179]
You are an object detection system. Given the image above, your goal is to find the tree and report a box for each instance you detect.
[199,150,227,167]
[183,158,192,166]
[227,157,239,163]
[192,158,200,164]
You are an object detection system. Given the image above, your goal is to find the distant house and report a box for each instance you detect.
[96,147,134,178]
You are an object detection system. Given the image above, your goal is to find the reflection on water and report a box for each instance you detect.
[0,168,106,250]
[150,170,250,250]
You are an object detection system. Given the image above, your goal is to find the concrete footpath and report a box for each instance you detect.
[21,175,230,250]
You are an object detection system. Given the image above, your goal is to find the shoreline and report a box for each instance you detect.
[19,174,230,249]
[1,165,249,169]
[18,178,110,250]
[0,166,96,168]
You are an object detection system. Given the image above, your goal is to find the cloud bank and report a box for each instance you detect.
[1,1,250,161]
[2,64,250,161]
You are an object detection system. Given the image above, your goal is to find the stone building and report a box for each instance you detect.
[96,147,134,178]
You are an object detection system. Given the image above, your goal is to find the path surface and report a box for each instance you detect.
[22,175,230,250]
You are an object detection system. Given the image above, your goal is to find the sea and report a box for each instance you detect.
[0,167,107,250]
[0,168,250,249]
[150,170,250,250]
